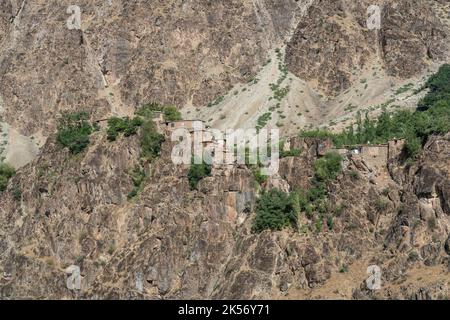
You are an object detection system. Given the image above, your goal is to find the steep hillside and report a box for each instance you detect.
[0,0,449,301]
[1,120,449,299]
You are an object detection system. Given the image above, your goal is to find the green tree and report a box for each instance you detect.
[188,157,212,190]
[252,189,298,233]
[140,120,165,161]
[56,111,93,154]
[107,117,143,141]
[163,105,182,121]
[314,152,342,182]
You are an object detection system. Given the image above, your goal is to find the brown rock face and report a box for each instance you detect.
[286,0,448,94]
[1,0,450,300]
[0,0,302,136]
[1,128,449,299]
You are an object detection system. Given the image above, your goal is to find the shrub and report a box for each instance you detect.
[314,152,342,182]
[0,162,15,192]
[107,117,143,141]
[327,215,334,230]
[12,184,21,201]
[188,157,212,190]
[56,111,93,154]
[136,103,162,118]
[137,103,182,121]
[252,189,298,233]
[163,105,182,121]
[252,168,268,185]
[127,166,146,200]
[375,197,389,212]
[140,120,165,161]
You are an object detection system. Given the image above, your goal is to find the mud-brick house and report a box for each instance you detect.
[164,119,204,132]
[350,144,389,171]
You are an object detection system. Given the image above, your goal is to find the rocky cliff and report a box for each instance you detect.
[1,128,449,299]
[0,0,450,300]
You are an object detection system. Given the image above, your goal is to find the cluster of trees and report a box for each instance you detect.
[56,111,94,154]
[300,64,450,159]
[57,102,181,155]
[107,117,143,141]
[139,120,165,161]
[252,189,299,233]
[136,103,182,122]
[252,152,343,233]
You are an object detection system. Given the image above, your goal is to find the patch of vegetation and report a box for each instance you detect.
[188,157,212,190]
[252,168,268,186]
[56,111,93,154]
[127,166,146,200]
[395,83,414,95]
[279,140,301,158]
[280,148,301,158]
[349,170,360,181]
[418,64,450,110]
[270,83,290,101]
[314,152,343,182]
[12,184,21,201]
[256,112,272,131]
[140,120,165,161]
[137,103,182,121]
[375,197,389,212]
[252,189,299,233]
[207,95,225,108]
[0,162,15,192]
[107,117,143,141]
[345,104,357,112]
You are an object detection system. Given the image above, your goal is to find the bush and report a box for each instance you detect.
[252,168,268,185]
[188,157,212,190]
[127,166,146,200]
[279,141,301,158]
[107,117,143,141]
[0,162,15,192]
[314,152,342,182]
[252,189,298,233]
[375,197,389,212]
[136,103,182,121]
[12,184,21,201]
[163,106,182,121]
[56,112,93,154]
[140,120,165,161]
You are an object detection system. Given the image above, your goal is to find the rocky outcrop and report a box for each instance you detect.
[286,0,448,94]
